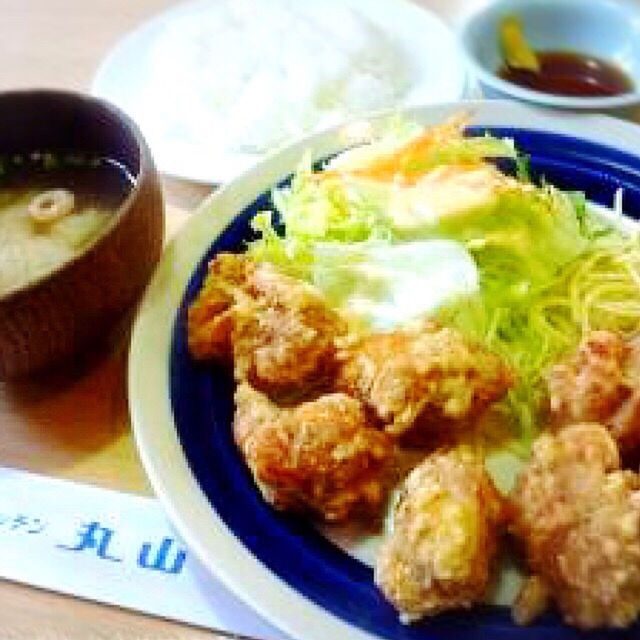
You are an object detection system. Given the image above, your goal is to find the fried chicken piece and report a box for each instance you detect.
[336,323,512,437]
[187,253,250,361]
[233,383,393,522]
[548,330,640,452]
[188,253,346,394]
[232,261,347,392]
[512,575,550,627]
[510,423,640,629]
[375,447,504,622]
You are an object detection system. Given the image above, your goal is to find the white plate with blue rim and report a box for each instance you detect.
[129,100,640,640]
[92,0,470,184]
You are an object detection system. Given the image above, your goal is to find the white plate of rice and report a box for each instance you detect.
[91,0,470,184]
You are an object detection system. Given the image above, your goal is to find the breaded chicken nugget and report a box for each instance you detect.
[233,383,393,522]
[188,253,346,394]
[336,323,512,437]
[375,446,504,622]
[187,252,251,361]
[548,330,640,452]
[510,423,640,629]
[232,261,346,393]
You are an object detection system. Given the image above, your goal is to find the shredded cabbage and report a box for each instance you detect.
[247,116,516,274]
[428,183,591,288]
[273,153,393,243]
[245,116,640,453]
[437,230,640,453]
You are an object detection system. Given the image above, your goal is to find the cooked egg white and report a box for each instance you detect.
[389,163,522,235]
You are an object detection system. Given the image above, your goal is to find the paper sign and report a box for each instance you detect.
[0,466,288,640]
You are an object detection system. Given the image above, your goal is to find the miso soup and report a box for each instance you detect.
[0,152,134,296]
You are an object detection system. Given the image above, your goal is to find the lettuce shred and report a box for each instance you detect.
[437,226,640,452]
[247,117,516,276]
[244,116,640,453]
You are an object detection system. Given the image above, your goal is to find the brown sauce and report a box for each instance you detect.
[499,50,634,97]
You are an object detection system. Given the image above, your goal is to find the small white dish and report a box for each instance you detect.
[459,0,640,110]
[92,0,469,185]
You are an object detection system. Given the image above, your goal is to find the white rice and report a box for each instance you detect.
[138,0,413,155]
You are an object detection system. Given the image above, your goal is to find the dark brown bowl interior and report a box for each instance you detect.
[0,90,164,378]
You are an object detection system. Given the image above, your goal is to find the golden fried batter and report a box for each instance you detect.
[188,253,251,361]
[548,330,640,452]
[233,383,393,522]
[375,447,504,622]
[510,423,640,629]
[188,253,346,394]
[336,323,512,437]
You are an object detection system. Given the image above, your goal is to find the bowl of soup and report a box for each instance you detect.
[0,90,164,378]
[458,0,640,112]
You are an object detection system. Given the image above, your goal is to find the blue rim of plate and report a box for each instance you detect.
[170,128,640,640]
